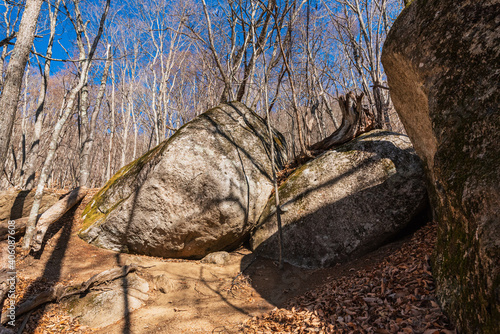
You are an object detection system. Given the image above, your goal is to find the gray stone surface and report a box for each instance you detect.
[65,273,149,329]
[382,1,500,332]
[201,251,231,265]
[251,130,427,269]
[80,102,287,259]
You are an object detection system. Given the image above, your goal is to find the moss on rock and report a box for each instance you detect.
[251,130,427,269]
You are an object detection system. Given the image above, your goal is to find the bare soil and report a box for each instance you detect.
[4,190,453,334]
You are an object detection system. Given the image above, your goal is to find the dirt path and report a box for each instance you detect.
[8,191,431,334]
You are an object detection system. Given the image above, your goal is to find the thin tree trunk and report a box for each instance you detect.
[131,99,137,159]
[152,69,160,146]
[106,56,116,181]
[23,0,110,251]
[79,44,111,187]
[120,96,129,168]
[264,71,283,270]
[0,0,43,174]
[24,0,61,189]
[78,83,91,185]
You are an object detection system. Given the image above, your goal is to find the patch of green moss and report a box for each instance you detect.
[80,139,170,232]
[81,101,288,236]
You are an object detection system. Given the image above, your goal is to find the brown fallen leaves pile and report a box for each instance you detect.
[239,222,456,334]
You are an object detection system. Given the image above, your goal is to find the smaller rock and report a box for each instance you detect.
[251,130,428,268]
[65,273,149,329]
[201,251,231,265]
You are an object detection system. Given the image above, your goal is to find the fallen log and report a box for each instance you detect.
[0,216,41,241]
[29,187,87,252]
[0,264,140,324]
[0,188,87,243]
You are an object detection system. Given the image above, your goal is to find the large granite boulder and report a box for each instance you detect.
[251,130,428,268]
[80,102,287,259]
[382,1,500,332]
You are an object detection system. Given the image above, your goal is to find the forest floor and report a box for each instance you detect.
[3,190,456,334]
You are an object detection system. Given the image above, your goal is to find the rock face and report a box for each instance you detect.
[65,273,149,329]
[0,189,60,222]
[251,130,427,269]
[80,102,287,259]
[381,1,500,333]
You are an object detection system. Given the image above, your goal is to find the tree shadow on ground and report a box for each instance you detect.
[14,199,80,331]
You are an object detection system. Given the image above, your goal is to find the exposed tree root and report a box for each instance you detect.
[0,264,139,324]
[276,91,378,187]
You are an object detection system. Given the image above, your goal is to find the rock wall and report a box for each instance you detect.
[382,1,500,332]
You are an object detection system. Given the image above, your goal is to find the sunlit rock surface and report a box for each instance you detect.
[80,102,287,259]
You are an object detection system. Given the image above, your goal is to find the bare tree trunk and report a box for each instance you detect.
[132,101,138,159]
[263,59,283,270]
[23,0,110,251]
[120,93,130,168]
[79,44,111,187]
[106,57,116,181]
[0,0,43,175]
[152,68,160,146]
[272,0,309,157]
[24,0,60,190]
[200,0,234,102]
[12,66,30,186]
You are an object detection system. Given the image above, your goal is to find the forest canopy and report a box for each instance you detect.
[0,0,404,190]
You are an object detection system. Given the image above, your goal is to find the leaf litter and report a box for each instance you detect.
[239,222,455,334]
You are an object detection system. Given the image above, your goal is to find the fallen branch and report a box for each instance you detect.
[30,187,88,252]
[0,264,139,324]
[17,310,33,334]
